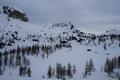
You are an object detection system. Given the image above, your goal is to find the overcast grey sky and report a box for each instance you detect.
[0,0,120,32]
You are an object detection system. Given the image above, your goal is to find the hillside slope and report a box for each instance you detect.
[0,6,120,80]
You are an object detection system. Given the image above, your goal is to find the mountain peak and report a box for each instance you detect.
[52,22,74,30]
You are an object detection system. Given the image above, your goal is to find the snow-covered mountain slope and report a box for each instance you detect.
[0,41,120,80]
[0,6,120,80]
[0,6,79,51]
[1,6,120,50]
[103,29,120,35]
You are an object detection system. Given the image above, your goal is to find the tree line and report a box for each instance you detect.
[104,56,120,78]
[45,63,76,80]
[0,41,72,76]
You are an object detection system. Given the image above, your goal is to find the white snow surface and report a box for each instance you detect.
[0,41,120,80]
[0,6,120,80]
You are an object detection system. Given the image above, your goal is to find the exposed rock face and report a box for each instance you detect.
[2,6,29,22]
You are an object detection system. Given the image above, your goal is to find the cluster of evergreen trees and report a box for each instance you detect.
[19,66,31,77]
[0,40,73,76]
[46,63,76,80]
[0,47,31,76]
[0,44,39,76]
[83,59,95,77]
[104,56,120,77]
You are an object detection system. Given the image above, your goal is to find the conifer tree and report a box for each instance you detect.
[56,63,62,79]
[0,52,2,67]
[118,56,120,68]
[62,66,66,76]
[47,65,52,78]
[0,68,3,75]
[4,51,8,66]
[73,65,76,74]
[19,66,22,76]
[104,58,114,77]
[67,63,72,78]
[112,57,117,69]
[103,42,107,50]
[89,59,95,71]
[27,67,31,77]
[16,54,21,66]
[84,61,89,77]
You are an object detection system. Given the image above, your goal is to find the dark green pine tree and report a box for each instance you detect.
[89,59,95,71]
[83,61,89,77]
[112,57,117,69]
[73,65,76,74]
[67,63,72,78]
[47,65,52,78]
[0,67,3,75]
[56,63,62,79]
[104,58,114,77]
[19,66,22,76]
[27,67,31,77]
[4,51,8,66]
[118,56,120,68]
[62,66,66,76]
[0,52,2,67]
[103,42,107,50]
